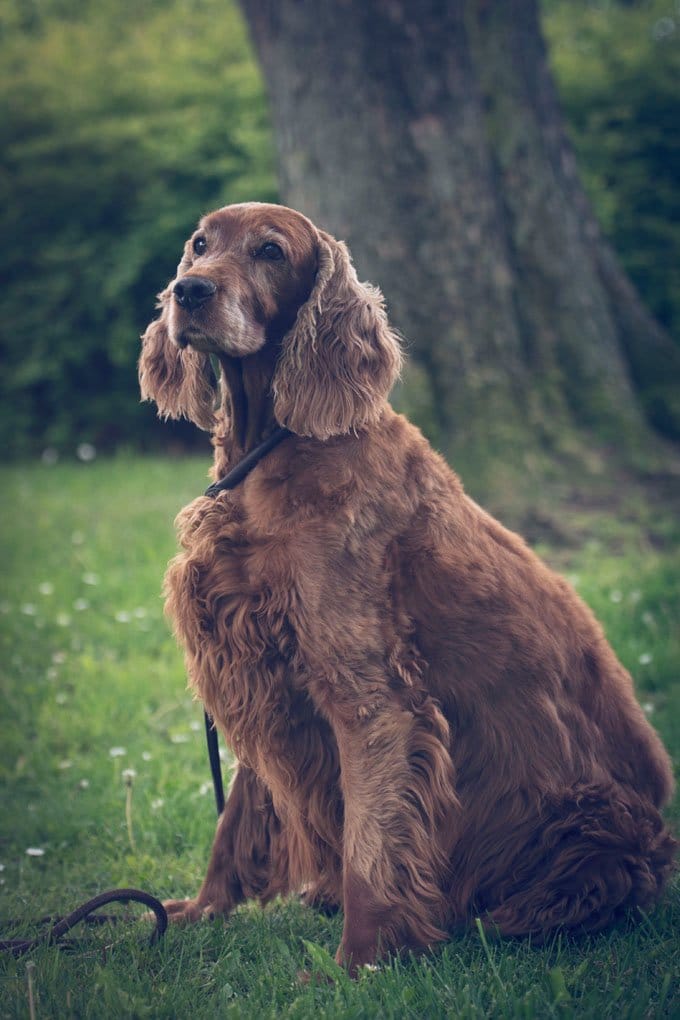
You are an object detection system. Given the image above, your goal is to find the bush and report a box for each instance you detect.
[0,0,275,456]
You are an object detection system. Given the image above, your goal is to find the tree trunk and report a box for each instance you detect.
[239,0,679,491]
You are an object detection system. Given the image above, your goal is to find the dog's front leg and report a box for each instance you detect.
[330,697,457,975]
[164,762,289,923]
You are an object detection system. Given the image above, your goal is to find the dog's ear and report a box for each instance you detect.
[138,286,216,431]
[272,232,402,439]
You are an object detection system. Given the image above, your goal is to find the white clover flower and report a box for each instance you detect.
[52,651,67,664]
[38,582,54,596]
[109,747,126,758]
[76,443,97,462]
[141,751,152,762]
[56,613,71,627]
[190,720,201,732]
[133,607,147,619]
[170,733,189,744]
[199,782,212,796]
[78,779,90,789]
[58,760,72,770]
[26,848,45,857]
[151,798,164,811]
[115,611,132,624]
[609,590,622,604]
[21,604,37,616]
[82,572,99,586]
[55,692,68,705]
[639,653,653,666]
[642,702,655,715]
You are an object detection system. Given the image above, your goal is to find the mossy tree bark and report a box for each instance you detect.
[239,0,679,489]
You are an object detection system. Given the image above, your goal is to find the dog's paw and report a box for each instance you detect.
[298,888,341,917]
[162,898,215,925]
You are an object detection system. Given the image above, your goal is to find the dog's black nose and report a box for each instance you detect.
[173,276,217,311]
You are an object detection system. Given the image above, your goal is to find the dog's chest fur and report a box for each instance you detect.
[164,453,413,797]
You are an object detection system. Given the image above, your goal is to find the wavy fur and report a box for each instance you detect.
[142,203,676,976]
[273,232,402,438]
[138,287,217,431]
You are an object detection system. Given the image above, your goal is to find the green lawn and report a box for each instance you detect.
[1,456,678,1018]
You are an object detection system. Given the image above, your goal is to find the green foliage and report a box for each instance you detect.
[0,0,275,457]
[0,456,678,1015]
[543,0,680,342]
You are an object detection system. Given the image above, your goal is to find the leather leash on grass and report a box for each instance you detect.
[0,888,167,957]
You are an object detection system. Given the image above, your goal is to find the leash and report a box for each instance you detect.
[204,426,291,498]
[0,888,167,958]
[203,425,293,814]
[205,710,225,816]
[1,430,291,954]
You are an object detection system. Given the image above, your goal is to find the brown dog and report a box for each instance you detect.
[139,202,676,975]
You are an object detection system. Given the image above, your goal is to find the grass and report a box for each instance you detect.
[0,454,678,1018]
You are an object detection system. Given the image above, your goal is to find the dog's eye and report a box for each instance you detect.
[193,236,207,256]
[256,242,284,261]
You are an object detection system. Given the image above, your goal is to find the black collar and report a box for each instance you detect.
[204,426,292,498]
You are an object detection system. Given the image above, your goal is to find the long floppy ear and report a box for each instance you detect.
[138,286,216,431]
[273,232,402,439]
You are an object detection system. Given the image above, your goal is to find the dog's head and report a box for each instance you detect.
[139,203,402,438]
